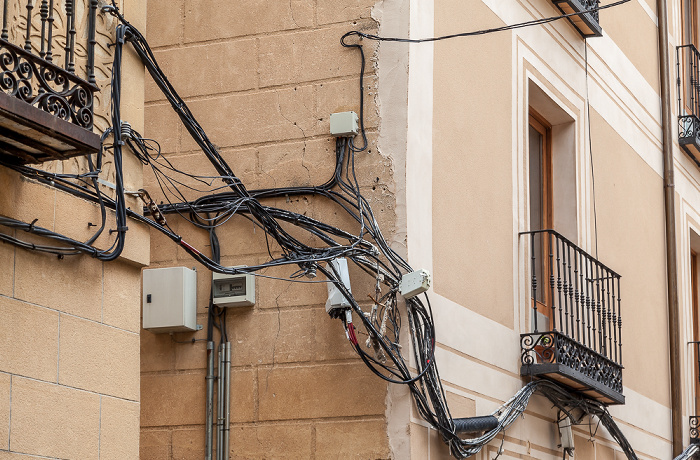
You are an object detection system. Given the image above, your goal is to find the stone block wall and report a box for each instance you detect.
[142,0,398,458]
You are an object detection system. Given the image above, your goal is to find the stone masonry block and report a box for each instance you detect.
[0,240,13,297]
[141,372,205,427]
[444,391,476,419]
[180,86,317,152]
[0,297,58,381]
[0,174,55,230]
[317,0,377,25]
[172,427,205,460]
[10,377,100,459]
[53,192,112,250]
[149,219,179,264]
[211,216,281,259]
[316,75,379,133]
[14,245,102,321]
[312,307,358,362]
[410,423,430,460]
[224,308,314,366]
[146,0,183,47]
[255,264,328,309]
[59,315,140,401]
[144,103,181,155]
[103,260,142,333]
[429,427,456,460]
[184,0,313,43]
[140,328,174,372]
[258,25,364,88]
[229,423,313,460]
[100,396,140,460]
[258,362,386,420]
[0,373,9,450]
[140,429,172,460]
[147,40,257,102]
[257,138,336,190]
[315,419,390,459]
[118,218,151,267]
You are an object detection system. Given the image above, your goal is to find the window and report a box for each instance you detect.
[529,110,553,311]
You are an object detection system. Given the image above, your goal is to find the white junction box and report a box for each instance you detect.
[326,258,352,314]
[212,268,255,307]
[330,111,359,137]
[399,269,431,299]
[143,267,197,333]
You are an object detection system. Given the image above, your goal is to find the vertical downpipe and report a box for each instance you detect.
[217,343,224,460]
[223,342,231,460]
[205,341,215,460]
[657,0,682,455]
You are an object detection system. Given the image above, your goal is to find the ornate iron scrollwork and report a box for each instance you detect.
[521,331,624,395]
[521,333,556,365]
[691,416,700,444]
[0,37,94,129]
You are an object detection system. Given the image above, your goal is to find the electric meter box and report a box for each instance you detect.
[142,267,197,333]
[212,269,255,307]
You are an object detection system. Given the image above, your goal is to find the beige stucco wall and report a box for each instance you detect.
[0,0,147,458]
[432,0,514,330]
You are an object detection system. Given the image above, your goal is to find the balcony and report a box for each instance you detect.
[520,230,624,405]
[0,0,100,165]
[551,0,603,38]
[677,44,700,165]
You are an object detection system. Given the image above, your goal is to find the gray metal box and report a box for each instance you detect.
[142,267,197,333]
[330,111,359,137]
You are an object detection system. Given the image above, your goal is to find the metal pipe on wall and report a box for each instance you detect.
[205,341,215,460]
[657,0,683,454]
[223,342,231,459]
[217,343,224,460]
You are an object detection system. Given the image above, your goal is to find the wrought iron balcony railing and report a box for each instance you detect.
[692,416,700,444]
[0,0,100,164]
[551,0,603,37]
[677,44,700,166]
[520,229,624,405]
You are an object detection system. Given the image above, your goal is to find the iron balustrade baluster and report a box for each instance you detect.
[531,232,538,333]
[2,0,7,40]
[605,271,613,359]
[556,237,563,332]
[617,282,622,363]
[548,232,555,331]
[600,269,608,358]
[39,0,47,58]
[87,0,97,84]
[24,0,33,52]
[586,256,592,348]
[567,243,575,336]
[596,264,604,356]
[574,248,581,342]
[562,240,570,336]
[45,0,53,62]
[611,275,618,363]
[64,0,75,73]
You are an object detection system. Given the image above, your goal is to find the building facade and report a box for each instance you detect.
[3,0,700,459]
